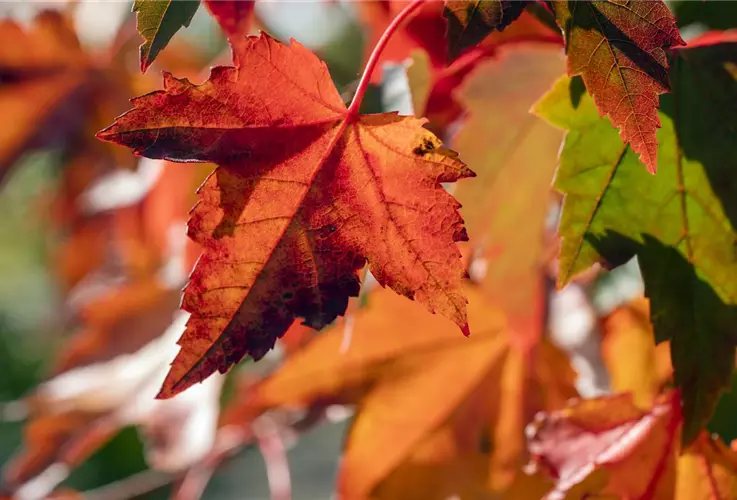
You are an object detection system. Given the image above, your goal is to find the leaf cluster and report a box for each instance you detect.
[1,1,737,499]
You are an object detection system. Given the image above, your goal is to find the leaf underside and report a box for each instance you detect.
[529,392,737,498]
[443,0,531,61]
[550,0,685,173]
[98,34,474,398]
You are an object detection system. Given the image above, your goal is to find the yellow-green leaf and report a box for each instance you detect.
[133,0,200,73]
[534,40,737,444]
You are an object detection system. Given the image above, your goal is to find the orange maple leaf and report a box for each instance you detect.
[234,286,577,498]
[98,33,475,398]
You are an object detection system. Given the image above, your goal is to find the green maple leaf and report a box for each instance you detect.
[534,39,737,444]
[670,0,737,32]
[133,0,200,72]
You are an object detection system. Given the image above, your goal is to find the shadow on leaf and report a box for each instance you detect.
[660,43,737,234]
[587,231,737,445]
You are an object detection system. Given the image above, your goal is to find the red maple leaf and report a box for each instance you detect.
[550,0,685,173]
[98,33,474,398]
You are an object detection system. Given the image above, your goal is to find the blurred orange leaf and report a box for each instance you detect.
[3,411,117,495]
[601,298,673,409]
[452,44,564,348]
[0,12,89,182]
[2,160,212,498]
[244,286,577,498]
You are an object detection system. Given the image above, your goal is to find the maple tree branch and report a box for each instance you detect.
[347,0,425,116]
[85,410,307,500]
[173,409,319,500]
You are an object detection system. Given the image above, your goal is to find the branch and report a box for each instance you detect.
[254,417,291,500]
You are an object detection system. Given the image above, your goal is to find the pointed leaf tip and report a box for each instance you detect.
[133,0,200,74]
[140,54,151,74]
[549,0,683,174]
[156,371,192,400]
[95,128,112,141]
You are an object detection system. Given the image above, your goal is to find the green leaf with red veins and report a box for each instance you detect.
[549,0,685,173]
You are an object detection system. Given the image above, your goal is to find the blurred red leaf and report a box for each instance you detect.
[408,11,563,130]
[686,29,737,48]
[203,0,256,49]
[529,391,737,499]
[357,1,449,84]
[359,0,560,95]
[529,392,681,499]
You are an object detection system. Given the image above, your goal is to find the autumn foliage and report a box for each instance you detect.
[1,1,737,499]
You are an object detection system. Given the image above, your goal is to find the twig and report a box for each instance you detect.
[173,426,252,500]
[82,469,173,500]
[254,418,291,500]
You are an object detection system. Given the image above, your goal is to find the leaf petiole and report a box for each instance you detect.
[347,0,425,117]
